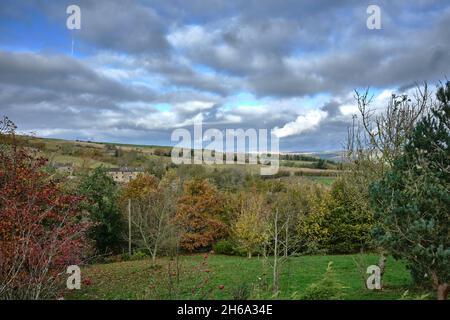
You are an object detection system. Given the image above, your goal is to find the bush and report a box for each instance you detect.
[299,262,346,300]
[130,250,148,261]
[231,283,251,300]
[294,170,336,177]
[209,167,248,191]
[213,239,235,255]
[0,121,91,299]
[104,254,129,264]
[213,239,246,256]
[261,169,291,179]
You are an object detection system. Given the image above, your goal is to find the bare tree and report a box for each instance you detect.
[130,185,177,262]
[0,116,17,150]
[349,83,431,165]
[344,83,432,288]
[266,206,296,296]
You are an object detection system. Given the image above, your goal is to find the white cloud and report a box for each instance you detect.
[168,25,214,49]
[272,110,328,138]
[174,100,216,113]
[339,103,358,116]
[339,89,397,116]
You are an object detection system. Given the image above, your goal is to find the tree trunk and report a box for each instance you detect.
[284,217,289,258]
[377,251,387,289]
[272,210,279,295]
[432,272,448,300]
[152,244,158,263]
[437,283,449,300]
[248,251,252,259]
[378,252,386,275]
[128,199,132,256]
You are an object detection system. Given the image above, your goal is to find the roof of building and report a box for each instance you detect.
[51,162,73,168]
[106,167,144,173]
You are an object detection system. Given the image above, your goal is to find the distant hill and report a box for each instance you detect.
[12,135,342,175]
[285,151,346,162]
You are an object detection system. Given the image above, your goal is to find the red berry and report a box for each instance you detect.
[82,278,92,286]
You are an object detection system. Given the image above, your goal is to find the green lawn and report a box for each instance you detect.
[65,254,432,300]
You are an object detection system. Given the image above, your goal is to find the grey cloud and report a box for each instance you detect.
[2,0,450,151]
[79,0,169,56]
[140,56,239,96]
[0,51,155,103]
[321,101,343,117]
[165,1,450,98]
[38,0,170,56]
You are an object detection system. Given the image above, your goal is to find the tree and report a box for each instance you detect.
[78,167,124,254]
[267,183,313,295]
[295,183,331,254]
[351,84,430,165]
[145,158,168,179]
[233,192,270,258]
[0,118,91,299]
[371,81,450,300]
[300,262,346,300]
[120,174,176,262]
[173,179,227,251]
[120,173,159,202]
[315,158,327,170]
[345,84,431,282]
[325,177,374,253]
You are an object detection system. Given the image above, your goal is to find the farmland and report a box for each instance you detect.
[17,135,341,181]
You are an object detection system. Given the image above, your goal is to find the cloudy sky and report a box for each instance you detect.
[1,0,449,151]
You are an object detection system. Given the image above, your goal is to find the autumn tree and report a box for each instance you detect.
[0,118,91,299]
[120,173,159,202]
[233,191,270,258]
[295,183,331,253]
[173,179,227,251]
[120,174,177,261]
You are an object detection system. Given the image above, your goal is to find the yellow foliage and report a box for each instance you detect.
[233,192,270,257]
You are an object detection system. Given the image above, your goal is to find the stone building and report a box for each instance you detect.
[51,162,74,176]
[106,167,144,183]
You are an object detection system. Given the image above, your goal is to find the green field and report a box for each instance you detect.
[66,254,431,300]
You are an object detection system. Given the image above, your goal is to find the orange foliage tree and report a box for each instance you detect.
[173,179,227,251]
[119,173,159,204]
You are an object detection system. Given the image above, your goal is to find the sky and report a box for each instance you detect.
[0,0,449,152]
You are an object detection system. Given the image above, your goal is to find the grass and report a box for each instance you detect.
[305,176,337,186]
[65,254,431,300]
[46,154,116,168]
